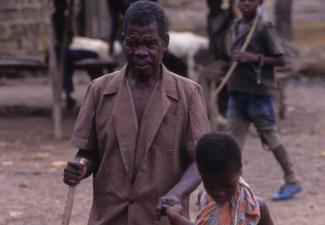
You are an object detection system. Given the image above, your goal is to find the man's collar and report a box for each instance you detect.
[103,64,178,101]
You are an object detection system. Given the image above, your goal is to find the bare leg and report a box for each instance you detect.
[272,145,297,184]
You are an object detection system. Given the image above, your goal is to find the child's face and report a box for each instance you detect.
[238,0,261,18]
[202,171,241,205]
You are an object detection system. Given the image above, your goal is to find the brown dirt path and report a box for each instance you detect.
[1,79,325,225]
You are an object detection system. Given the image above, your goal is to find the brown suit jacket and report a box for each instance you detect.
[71,64,209,225]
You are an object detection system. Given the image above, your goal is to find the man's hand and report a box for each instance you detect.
[63,158,89,186]
[155,195,181,222]
[232,50,259,63]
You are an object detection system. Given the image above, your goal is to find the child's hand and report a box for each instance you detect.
[232,51,259,63]
[156,194,181,220]
[161,204,194,225]
[162,204,183,223]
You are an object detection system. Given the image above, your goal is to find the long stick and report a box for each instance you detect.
[215,13,261,95]
[61,186,76,225]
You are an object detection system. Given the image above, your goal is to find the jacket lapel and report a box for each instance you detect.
[134,66,177,174]
[112,66,139,176]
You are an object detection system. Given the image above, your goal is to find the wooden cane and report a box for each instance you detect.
[61,186,76,225]
[215,13,261,95]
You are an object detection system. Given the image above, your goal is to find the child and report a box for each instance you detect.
[162,132,274,225]
[227,0,301,200]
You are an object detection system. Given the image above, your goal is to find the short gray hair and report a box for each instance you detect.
[123,0,168,42]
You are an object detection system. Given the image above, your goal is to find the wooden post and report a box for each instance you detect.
[42,0,62,139]
[275,0,293,41]
[43,0,77,139]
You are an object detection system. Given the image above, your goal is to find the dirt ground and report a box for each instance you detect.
[1,0,325,225]
[1,77,325,225]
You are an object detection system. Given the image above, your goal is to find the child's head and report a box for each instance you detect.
[237,0,262,19]
[196,132,242,204]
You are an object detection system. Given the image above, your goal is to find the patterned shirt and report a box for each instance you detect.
[196,178,260,225]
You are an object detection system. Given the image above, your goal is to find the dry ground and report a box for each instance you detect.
[1,76,325,225]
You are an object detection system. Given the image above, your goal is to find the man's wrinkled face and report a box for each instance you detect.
[123,21,167,80]
[238,0,260,18]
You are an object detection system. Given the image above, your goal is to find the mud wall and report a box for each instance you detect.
[0,0,207,57]
[0,0,46,56]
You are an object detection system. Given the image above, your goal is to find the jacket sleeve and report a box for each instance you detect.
[70,82,98,151]
[186,84,210,160]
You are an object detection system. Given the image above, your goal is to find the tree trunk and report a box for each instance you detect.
[85,0,110,39]
[43,0,63,139]
[275,0,293,41]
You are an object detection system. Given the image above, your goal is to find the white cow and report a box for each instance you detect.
[70,37,122,59]
[168,31,209,81]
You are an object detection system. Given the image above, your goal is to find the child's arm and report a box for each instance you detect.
[257,197,274,225]
[232,51,285,67]
[162,204,194,225]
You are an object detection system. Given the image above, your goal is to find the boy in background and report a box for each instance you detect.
[227,0,301,200]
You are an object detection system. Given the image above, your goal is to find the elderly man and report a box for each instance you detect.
[63,1,209,225]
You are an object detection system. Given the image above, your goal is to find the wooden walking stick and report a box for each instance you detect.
[61,186,76,225]
[215,13,261,95]
[207,13,260,130]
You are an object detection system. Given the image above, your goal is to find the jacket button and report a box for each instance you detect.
[128,198,135,204]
